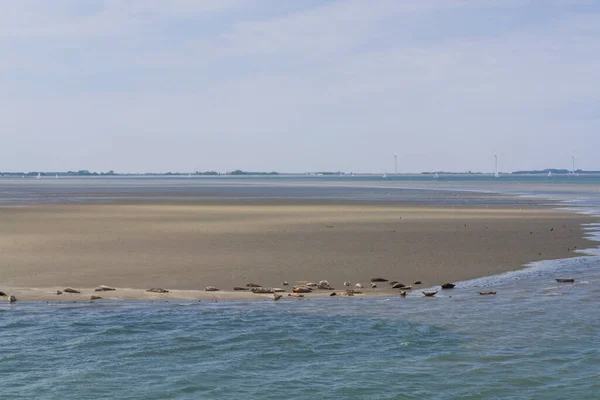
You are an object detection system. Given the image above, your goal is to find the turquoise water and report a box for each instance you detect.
[1,176,599,399]
[2,257,600,399]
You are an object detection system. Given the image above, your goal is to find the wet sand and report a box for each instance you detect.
[0,199,594,302]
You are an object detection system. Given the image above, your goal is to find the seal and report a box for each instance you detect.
[146,288,169,293]
[370,278,388,282]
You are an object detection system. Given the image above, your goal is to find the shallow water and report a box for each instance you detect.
[2,256,599,399]
[1,176,600,399]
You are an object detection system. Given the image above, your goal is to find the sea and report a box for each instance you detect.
[1,175,599,399]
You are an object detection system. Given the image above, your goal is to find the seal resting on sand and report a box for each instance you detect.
[0,291,7,297]
[246,283,261,288]
[146,288,169,293]
[204,286,220,292]
[441,283,455,289]
[8,295,16,303]
[272,294,283,301]
[413,280,422,285]
[355,283,363,288]
[422,291,438,297]
[399,291,407,297]
[252,287,275,294]
[371,278,388,282]
[64,287,81,294]
[343,281,351,286]
[233,286,249,291]
[288,293,304,298]
[95,285,116,292]
[89,295,102,301]
[346,289,362,295]
[318,280,333,289]
[293,286,312,293]
[391,282,406,289]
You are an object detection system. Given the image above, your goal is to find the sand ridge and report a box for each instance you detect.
[0,202,594,301]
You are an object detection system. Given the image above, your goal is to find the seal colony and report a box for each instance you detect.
[19,276,594,302]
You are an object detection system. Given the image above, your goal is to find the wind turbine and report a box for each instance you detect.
[494,155,499,178]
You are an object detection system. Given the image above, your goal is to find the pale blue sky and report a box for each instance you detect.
[2,0,599,173]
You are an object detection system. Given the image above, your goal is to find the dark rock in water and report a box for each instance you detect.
[204,286,220,292]
[413,280,422,285]
[480,291,497,295]
[370,278,388,282]
[64,288,81,294]
[146,288,169,293]
[233,286,249,291]
[246,283,261,288]
[441,283,455,289]
[391,282,406,289]
[422,291,438,297]
[56,290,62,295]
[555,278,575,283]
[8,295,16,303]
[330,292,337,297]
[95,285,116,292]
[0,291,6,297]
[252,287,275,294]
[89,295,102,301]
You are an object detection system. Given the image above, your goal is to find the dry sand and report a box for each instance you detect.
[0,201,594,302]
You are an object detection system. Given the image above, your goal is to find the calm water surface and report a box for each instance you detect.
[1,176,599,399]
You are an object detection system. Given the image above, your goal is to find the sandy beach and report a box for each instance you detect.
[0,199,594,302]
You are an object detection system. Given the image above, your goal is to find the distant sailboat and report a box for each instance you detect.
[36,173,41,180]
[548,171,552,178]
[382,173,387,178]
[433,172,439,179]
[56,174,59,179]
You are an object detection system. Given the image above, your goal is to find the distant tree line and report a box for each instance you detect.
[511,169,600,174]
[228,170,279,175]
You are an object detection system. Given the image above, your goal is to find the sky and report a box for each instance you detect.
[1,0,599,173]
